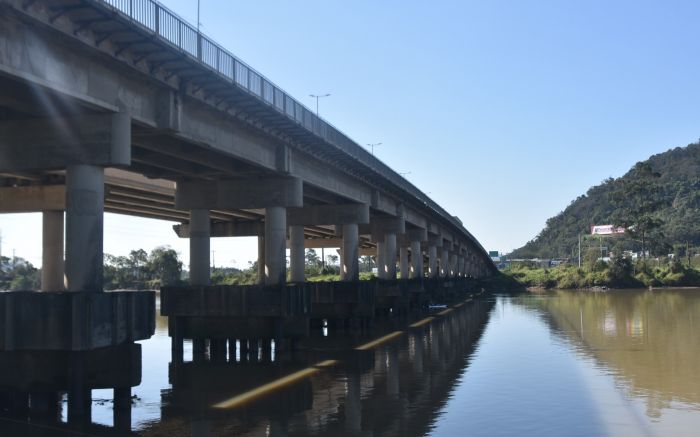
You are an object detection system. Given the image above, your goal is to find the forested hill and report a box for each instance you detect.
[511,142,700,259]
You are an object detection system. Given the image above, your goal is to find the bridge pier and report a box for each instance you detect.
[399,246,409,279]
[189,209,211,286]
[384,233,397,280]
[341,223,360,281]
[441,248,449,277]
[265,206,287,286]
[41,210,64,291]
[65,165,105,291]
[289,225,305,282]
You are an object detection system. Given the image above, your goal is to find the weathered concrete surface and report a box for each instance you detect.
[287,203,369,226]
[175,177,303,210]
[0,291,155,351]
[0,343,141,392]
[309,281,376,319]
[0,113,131,171]
[0,185,65,212]
[160,285,311,318]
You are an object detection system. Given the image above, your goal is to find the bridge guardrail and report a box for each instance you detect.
[95,0,488,257]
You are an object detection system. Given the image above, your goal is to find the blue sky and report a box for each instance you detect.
[2,0,700,267]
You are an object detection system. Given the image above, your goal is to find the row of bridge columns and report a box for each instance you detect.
[177,182,489,287]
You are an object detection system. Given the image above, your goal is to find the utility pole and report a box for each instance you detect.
[578,233,581,268]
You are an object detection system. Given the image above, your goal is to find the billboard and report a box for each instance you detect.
[590,225,625,235]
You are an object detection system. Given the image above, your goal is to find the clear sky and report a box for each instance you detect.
[2,0,700,267]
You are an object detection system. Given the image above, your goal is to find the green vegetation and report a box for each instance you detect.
[512,142,700,259]
[0,246,378,290]
[0,256,40,290]
[504,256,700,289]
[104,246,184,289]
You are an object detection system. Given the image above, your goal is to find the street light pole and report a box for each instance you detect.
[367,142,382,155]
[309,93,331,117]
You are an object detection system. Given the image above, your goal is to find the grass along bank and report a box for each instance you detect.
[503,256,700,289]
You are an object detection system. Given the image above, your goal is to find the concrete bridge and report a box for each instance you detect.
[0,0,494,422]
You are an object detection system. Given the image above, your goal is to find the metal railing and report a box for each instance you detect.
[94,0,483,251]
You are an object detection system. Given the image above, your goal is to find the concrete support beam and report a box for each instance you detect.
[189,209,210,286]
[410,239,422,279]
[65,165,104,292]
[440,248,449,278]
[41,210,64,291]
[341,224,359,281]
[399,247,409,280]
[264,206,287,286]
[428,246,438,278]
[0,113,130,171]
[384,233,397,280]
[289,225,305,283]
[450,253,458,277]
[175,177,303,210]
[287,204,369,226]
[360,216,405,236]
[0,186,65,212]
[376,241,385,279]
[174,221,260,238]
[257,235,265,284]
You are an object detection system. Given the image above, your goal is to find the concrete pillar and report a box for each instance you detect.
[257,235,265,284]
[376,241,385,279]
[428,245,438,278]
[385,233,397,280]
[65,164,104,292]
[341,223,359,281]
[410,240,422,279]
[289,225,305,282]
[440,248,449,278]
[399,246,409,280]
[41,210,64,291]
[189,209,210,286]
[450,253,457,277]
[265,206,287,286]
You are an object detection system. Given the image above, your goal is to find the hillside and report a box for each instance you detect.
[512,142,700,259]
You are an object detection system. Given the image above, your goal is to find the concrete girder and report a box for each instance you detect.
[175,177,303,210]
[287,203,369,226]
[0,113,130,172]
[0,185,65,213]
[173,221,261,238]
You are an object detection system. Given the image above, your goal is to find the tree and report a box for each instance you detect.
[147,246,182,286]
[610,162,666,259]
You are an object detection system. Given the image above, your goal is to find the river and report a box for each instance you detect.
[1,288,698,436]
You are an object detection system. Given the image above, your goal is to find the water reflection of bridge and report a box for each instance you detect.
[524,289,700,418]
[138,297,494,436]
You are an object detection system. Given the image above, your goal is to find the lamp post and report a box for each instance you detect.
[309,93,331,116]
[367,142,382,155]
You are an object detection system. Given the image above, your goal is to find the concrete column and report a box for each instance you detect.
[41,210,64,291]
[458,256,464,277]
[65,165,104,292]
[450,253,457,277]
[289,225,305,282]
[440,248,449,278]
[376,241,385,279]
[385,233,397,280]
[265,206,287,286]
[257,235,265,284]
[399,246,409,280]
[341,223,359,281]
[410,240,422,279]
[189,209,210,286]
[428,245,438,278]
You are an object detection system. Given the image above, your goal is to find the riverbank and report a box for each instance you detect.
[501,262,700,290]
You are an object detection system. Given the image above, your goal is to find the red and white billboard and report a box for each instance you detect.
[590,225,625,235]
